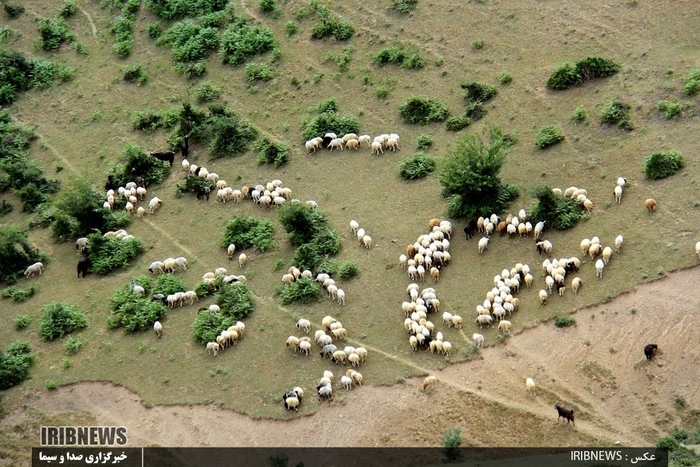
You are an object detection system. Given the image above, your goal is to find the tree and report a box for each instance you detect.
[438,132,518,220]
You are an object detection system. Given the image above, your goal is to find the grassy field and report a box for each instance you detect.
[1,0,699,423]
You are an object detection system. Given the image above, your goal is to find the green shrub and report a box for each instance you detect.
[398,153,437,180]
[374,84,392,99]
[530,186,585,231]
[145,0,228,21]
[600,100,633,130]
[85,233,144,274]
[147,22,162,39]
[415,134,434,150]
[681,69,700,95]
[278,203,329,246]
[255,136,289,168]
[4,3,25,18]
[547,57,620,90]
[108,277,166,332]
[122,63,148,85]
[498,72,513,84]
[2,285,36,302]
[112,39,133,58]
[39,302,87,341]
[107,142,171,189]
[0,225,46,284]
[184,103,259,158]
[644,150,684,180]
[285,21,298,37]
[443,426,463,462]
[317,98,338,113]
[220,17,279,66]
[245,61,278,82]
[461,82,497,104]
[372,44,425,69]
[37,16,71,51]
[399,96,449,125]
[301,103,359,141]
[657,100,681,119]
[445,114,471,132]
[192,282,254,343]
[259,0,280,16]
[338,261,359,279]
[64,336,83,354]
[194,80,222,102]
[13,314,32,329]
[221,216,276,252]
[571,106,588,122]
[59,0,77,17]
[321,49,352,72]
[132,108,179,131]
[153,274,187,296]
[0,340,35,390]
[536,125,565,149]
[311,15,354,41]
[439,131,518,220]
[175,174,214,198]
[391,0,418,14]
[549,62,584,90]
[472,38,484,49]
[290,228,341,271]
[156,19,220,74]
[553,314,576,328]
[280,277,322,305]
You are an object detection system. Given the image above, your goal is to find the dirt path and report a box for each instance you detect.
[5,266,699,449]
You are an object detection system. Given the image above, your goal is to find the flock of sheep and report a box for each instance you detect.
[305,132,400,156]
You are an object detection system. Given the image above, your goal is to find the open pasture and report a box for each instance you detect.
[1,0,700,455]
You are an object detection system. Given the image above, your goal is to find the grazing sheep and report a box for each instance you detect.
[588,243,602,259]
[602,246,613,265]
[534,221,546,239]
[539,289,548,305]
[341,375,354,390]
[317,382,333,400]
[475,314,493,328]
[478,236,490,254]
[645,198,657,212]
[472,333,484,348]
[555,405,575,425]
[644,343,658,360]
[238,253,247,268]
[362,235,372,249]
[296,319,311,333]
[282,273,295,285]
[206,342,220,356]
[184,290,198,305]
[536,240,553,256]
[441,341,452,356]
[336,289,345,306]
[227,243,236,260]
[350,220,359,235]
[175,257,188,271]
[498,320,512,334]
[321,315,337,331]
[153,320,163,338]
[371,141,383,155]
[358,134,371,147]
[299,340,312,356]
[615,235,624,253]
[286,336,301,352]
[616,176,627,187]
[75,237,89,250]
[422,375,437,391]
[572,277,582,294]
[328,138,344,151]
[526,377,536,397]
[148,261,164,274]
[130,280,145,295]
[24,262,45,278]
[284,395,300,411]
[451,315,463,329]
[305,138,321,153]
[331,350,347,365]
[595,259,605,278]
[430,267,440,282]
[614,185,623,204]
[148,196,162,214]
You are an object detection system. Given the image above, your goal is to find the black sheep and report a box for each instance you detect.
[644,343,658,360]
[196,186,210,201]
[179,134,189,158]
[555,405,575,425]
[321,136,333,148]
[77,251,89,278]
[105,175,116,192]
[149,150,175,166]
[463,221,476,240]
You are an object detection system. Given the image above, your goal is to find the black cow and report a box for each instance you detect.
[463,221,476,240]
[196,186,210,201]
[105,174,116,192]
[149,150,175,166]
[77,251,89,278]
[644,343,658,361]
[555,405,575,425]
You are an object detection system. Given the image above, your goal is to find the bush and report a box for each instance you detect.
[13,314,32,329]
[259,0,280,16]
[415,134,433,150]
[59,0,77,17]
[132,108,179,131]
[220,17,279,66]
[338,261,359,279]
[147,22,162,39]
[122,63,148,85]
[245,61,278,82]
[553,314,576,328]
[109,141,171,188]
[194,80,222,102]
[445,114,471,132]
[399,96,449,125]
[278,203,328,246]
[535,125,565,149]
[156,19,220,74]
[644,150,684,180]
[108,276,166,332]
[530,186,585,231]
[0,340,35,390]
[498,72,513,84]
[37,16,71,51]
[153,274,187,296]
[681,69,700,96]
[391,0,417,13]
[175,174,214,198]
[221,216,276,252]
[398,153,437,180]
[600,101,633,131]
[39,302,87,341]
[571,106,588,122]
[2,285,36,302]
[145,0,228,20]
[280,277,322,305]
[192,282,254,343]
[439,131,518,220]
[657,100,681,119]
[188,104,259,159]
[372,44,425,69]
[4,3,25,18]
[301,101,360,141]
[290,228,341,271]
[285,21,298,37]
[64,336,83,354]
[85,233,144,274]
[443,427,463,462]
[0,225,46,284]
[472,38,484,49]
[311,15,354,41]
[255,136,289,168]
[547,57,620,90]
[461,82,497,104]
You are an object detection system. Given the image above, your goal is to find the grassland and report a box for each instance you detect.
[1,0,699,428]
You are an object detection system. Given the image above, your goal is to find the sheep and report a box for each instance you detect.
[371,140,383,155]
[163,258,177,274]
[696,241,700,259]
[305,138,320,153]
[442,312,454,326]
[595,259,605,279]
[451,315,463,329]
[331,328,347,341]
[555,405,575,425]
[24,262,44,278]
[358,134,371,147]
[583,199,594,213]
[130,280,145,295]
[399,254,408,269]
[184,290,198,305]
[282,273,295,285]
[602,246,613,265]
[340,374,354,390]
[385,137,399,151]
[215,333,227,349]
[545,275,554,295]
[534,221,546,239]
[148,261,164,274]
[148,196,162,214]
[536,240,553,256]
[153,321,163,338]
[284,395,300,411]
[539,289,548,305]
[331,350,347,365]
[572,277,582,294]
[430,267,440,282]
[348,352,361,367]
[472,333,484,348]
[498,320,512,334]
[644,343,658,360]
[227,243,236,260]
[355,347,368,363]
[645,198,657,212]
[614,185,623,204]
[441,341,452,356]
[475,314,493,328]
[328,138,344,151]
[206,342,220,356]
[175,257,188,271]
[588,243,602,259]
[286,336,301,352]
[321,315,337,331]
[181,159,190,173]
[478,236,490,254]
[336,288,345,306]
[362,235,372,249]
[612,235,624,253]
[350,220,359,235]
[299,340,312,356]
[296,319,311,334]
[526,377,536,397]
[422,375,437,391]
[238,253,247,268]
[75,237,89,250]
[616,176,627,187]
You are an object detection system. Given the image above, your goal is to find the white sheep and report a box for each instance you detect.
[614,185,623,204]
[350,220,359,235]
[572,277,582,294]
[539,289,548,305]
[175,257,188,271]
[184,290,198,305]
[296,319,311,334]
[328,138,344,151]
[181,159,190,172]
[472,333,484,348]
[526,377,536,396]
[148,196,162,214]
[616,176,627,187]
[336,288,345,305]
[358,134,371,147]
[478,236,490,254]
[154,321,163,338]
[239,253,247,268]
[130,280,145,295]
[498,320,512,334]
[371,140,383,155]
[206,342,220,356]
[148,261,164,274]
[305,138,321,153]
[341,375,353,390]
[602,246,613,265]
[595,259,605,278]
[75,237,89,250]
[615,235,624,252]
[362,235,372,249]
[696,241,700,259]
[24,262,44,278]
[227,243,236,260]
[299,340,312,356]
[422,375,437,391]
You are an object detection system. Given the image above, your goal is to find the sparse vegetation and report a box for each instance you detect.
[472,38,484,49]
[255,136,290,168]
[681,69,700,96]
[309,5,354,41]
[546,57,620,90]
[0,340,35,390]
[644,150,684,180]
[372,44,425,69]
[398,153,437,180]
[259,0,280,17]
[601,100,633,131]
[3,3,25,18]
[38,302,88,341]
[122,63,148,85]
[194,80,222,102]
[536,125,565,149]
[221,216,276,253]
[657,100,682,119]
[302,99,359,141]
[445,114,472,132]
[415,134,434,150]
[553,314,576,328]
[2,285,36,302]
[64,337,83,354]
[245,61,278,82]
[498,72,513,84]
[391,0,418,14]
[37,16,71,51]
[399,96,449,125]
[59,0,77,18]
[13,314,32,330]
[132,108,179,131]
[571,105,588,122]
[530,186,585,230]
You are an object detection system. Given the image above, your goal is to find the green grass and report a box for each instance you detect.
[657,100,682,119]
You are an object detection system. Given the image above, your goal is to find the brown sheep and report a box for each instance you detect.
[645,198,657,212]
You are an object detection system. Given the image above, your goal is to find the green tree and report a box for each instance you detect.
[439,133,518,220]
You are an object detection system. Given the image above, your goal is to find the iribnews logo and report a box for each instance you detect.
[40,426,128,446]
